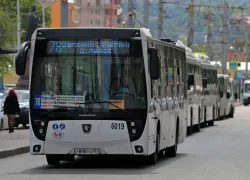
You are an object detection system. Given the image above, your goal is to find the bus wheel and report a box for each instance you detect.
[166,120,179,157]
[46,155,60,166]
[0,119,3,131]
[229,106,234,118]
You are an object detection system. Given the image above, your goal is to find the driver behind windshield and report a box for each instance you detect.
[110,78,129,97]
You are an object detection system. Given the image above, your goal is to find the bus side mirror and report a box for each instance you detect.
[220,91,223,98]
[148,47,160,80]
[202,78,207,88]
[226,92,231,99]
[15,41,31,76]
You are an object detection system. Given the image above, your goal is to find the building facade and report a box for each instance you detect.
[50,0,123,28]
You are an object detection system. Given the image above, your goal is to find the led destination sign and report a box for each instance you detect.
[47,40,130,55]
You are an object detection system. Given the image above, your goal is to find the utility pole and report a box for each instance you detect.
[245,29,249,79]
[187,0,194,48]
[221,0,228,74]
[143,0,149,28]
[17,0,21,49]
[127,0,134,28]
[60,0,69,27]
[205,12,211,59]
[157,0,164,39]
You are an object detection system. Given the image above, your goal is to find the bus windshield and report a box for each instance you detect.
[30,39,147,112]
[245,84,250,93]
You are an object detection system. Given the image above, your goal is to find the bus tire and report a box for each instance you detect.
[0,119,3,131]
[166,119,179,157]
[46,155,60,166]
[229,106,234,118]
[148,123,160,165]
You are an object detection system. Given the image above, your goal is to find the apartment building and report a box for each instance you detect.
[50,0,123,28]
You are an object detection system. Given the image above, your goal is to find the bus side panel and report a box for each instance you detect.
[147,111,157,156]
[178,101,187,143]
[187,105,192,127]
[159,110,170,150]
[192,104,199,126]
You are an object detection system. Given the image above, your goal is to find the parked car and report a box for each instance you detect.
[0,90,29,130]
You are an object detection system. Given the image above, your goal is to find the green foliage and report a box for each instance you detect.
[0,0,51,75]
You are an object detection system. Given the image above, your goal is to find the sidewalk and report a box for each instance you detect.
[235,102,242,106]
[0,128,29,159]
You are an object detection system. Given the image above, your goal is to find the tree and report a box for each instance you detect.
[0,0,51,76]
[1,0,51,42]
[0,5,17,76]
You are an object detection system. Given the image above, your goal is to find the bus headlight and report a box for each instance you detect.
[41,121,45,126]
[132,129,136,133]
[33,120,48,140]
[39,129,43,134]
[126,120,146,142]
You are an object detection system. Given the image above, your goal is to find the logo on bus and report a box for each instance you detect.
[52,131,64,139]
[82,124,92,133]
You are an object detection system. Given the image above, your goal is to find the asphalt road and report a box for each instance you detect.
[0,105,249,180]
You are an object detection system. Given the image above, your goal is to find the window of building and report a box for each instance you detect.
[96,9,100,15]
[89,20,93,25]
[96,0,100,6]
[105,9,109,15]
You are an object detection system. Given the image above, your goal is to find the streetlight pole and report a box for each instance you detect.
[17,0,21,49]
[245,29,249,79]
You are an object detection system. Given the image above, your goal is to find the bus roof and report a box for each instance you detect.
[195,55,217,70]
[32,27,152,40]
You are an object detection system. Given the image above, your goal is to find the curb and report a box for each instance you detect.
[235,103,242,106]
[0,146,29,159]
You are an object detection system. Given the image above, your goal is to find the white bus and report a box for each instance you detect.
[217,74,234,119]
[176,41,202,135]
[195,54,218,126]
[15,28,188,165]
[228,78,235,118]
[243,80,250,106]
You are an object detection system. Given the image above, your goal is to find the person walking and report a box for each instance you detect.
[4,89,20,133]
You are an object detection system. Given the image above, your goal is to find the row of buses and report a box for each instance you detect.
[15,28,235,166]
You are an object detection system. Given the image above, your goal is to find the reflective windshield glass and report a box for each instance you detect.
[18,92,29,102]
[31,39,147,112]
[2,91,29,102]
[245,84,250,93]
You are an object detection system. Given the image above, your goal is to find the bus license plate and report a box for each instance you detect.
[74,148,100,155]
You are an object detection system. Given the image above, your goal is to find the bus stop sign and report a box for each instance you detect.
[228,61,238,72]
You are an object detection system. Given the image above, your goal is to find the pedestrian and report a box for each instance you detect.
[3,89,20,133]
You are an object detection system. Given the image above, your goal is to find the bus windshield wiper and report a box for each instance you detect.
[82,100,132,115]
